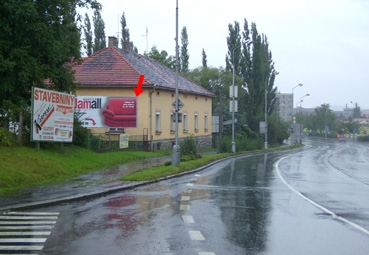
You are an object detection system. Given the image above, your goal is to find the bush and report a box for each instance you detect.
[357,136,369,142]
[0,128,16,146]
[180,135,197,157]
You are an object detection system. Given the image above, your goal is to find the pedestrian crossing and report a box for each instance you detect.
[0,211,59,254]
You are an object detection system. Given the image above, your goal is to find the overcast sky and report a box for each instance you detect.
[81,0,369,110]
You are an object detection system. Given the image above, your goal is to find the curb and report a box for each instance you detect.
[0,147,302,212]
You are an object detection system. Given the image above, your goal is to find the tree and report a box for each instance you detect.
[225,21,242,76]
[93,8,106,53]
[0,0,100,145]
[148,46,175,69]
[313,104,336,133]
[180,26,190,72]
[226,19,277,133]
[120,12,137,52]
[83,13,93,56]
[202,48,208,68]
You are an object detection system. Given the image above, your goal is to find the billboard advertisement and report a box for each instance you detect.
[31,87,75,142]
[75,96,137,128]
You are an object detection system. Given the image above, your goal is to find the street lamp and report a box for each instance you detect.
[265,71,279,150]
[231,45,241,153]
[171,0,180,166]
[292,83,303,122]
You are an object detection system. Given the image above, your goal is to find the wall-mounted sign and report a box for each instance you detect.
[31,87,75,142]
[75,96,137,128]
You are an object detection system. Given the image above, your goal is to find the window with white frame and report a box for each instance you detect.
[195,113,198,131]
[183,113,188,131]
[170,113,175,131]
[204,114,208,131]
[156,112,161,132]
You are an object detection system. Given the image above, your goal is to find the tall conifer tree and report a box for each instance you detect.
[180,26,190,72]
[83,13,93,56]
[93,9,106,52]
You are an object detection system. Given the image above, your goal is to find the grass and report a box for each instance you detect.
[0,145,169,194]
[121,143,303,182]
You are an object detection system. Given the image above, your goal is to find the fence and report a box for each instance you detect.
[86,132,148,152]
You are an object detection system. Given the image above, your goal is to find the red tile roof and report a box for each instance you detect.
[73,47,215,97]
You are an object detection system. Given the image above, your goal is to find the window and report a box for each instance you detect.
[183,113,188,131]
[194,113,198,131]
[156,112,161,132]
[171,113,175,132]
[204,114,208,131]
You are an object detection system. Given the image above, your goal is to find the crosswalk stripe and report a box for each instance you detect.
[4,212,59,216]
[0,211,59,254]
[0,231,51,236]
[0,216,58,220]
[0,238,47,243]
[0,226,53,230]
[0,221,56,225]
[0,245,44,251]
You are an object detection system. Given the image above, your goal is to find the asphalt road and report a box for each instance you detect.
[13,137,369,254]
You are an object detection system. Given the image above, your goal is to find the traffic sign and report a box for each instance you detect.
[172,98,184,111]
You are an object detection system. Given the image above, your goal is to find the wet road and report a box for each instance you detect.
[29,138,369,254]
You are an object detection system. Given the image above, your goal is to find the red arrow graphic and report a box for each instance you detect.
[133,75,144,97]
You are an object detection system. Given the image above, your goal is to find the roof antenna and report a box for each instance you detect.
[141,27,148,54]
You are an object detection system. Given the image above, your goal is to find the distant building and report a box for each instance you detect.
[275,93,293,122]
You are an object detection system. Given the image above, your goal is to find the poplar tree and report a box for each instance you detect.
[93,9,106,53]
[225,21,242,76]
[83,13,93,56]
[202,48,208,68]
[120,12,137,52]
[180,26,190,72]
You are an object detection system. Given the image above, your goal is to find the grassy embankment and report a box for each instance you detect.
[0,145,169,194]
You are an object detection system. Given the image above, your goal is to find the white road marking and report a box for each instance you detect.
[190,178,197,182]
[275,156,369,236]
[0,238,47,243]
[180,205,190,210]
[194,174,201,177]
[0,211,59,253]
[181,196,190,201]
[188,230,205,241]
[0,245,44,251]
[182,215,195,224]
[199,252,216,255]
[184,189,192,193]
[0,231,51,236]
[187,183,194,186]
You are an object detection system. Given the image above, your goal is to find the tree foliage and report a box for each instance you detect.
[120,12,137,53]
[226,19,277,133]
[83,13,93,56]
[202,48,207,68]
[180,26,190,72]
[147,46,175,69]
[0,0,100,144]
[93,8,106,53]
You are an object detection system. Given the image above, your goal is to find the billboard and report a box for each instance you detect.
[75,96,137,128]
[31,87,75,142]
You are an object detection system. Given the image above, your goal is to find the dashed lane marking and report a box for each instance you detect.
[188,230,205,241]
[180,205,190,211]
[199,252,216,255]
[181,196,191,201]
[182,215,195,224]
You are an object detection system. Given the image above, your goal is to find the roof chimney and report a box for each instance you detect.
[108,36,118,48]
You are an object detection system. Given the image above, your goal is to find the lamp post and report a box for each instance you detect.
[292,83,303,122]
[231,45,241,153]
[171,0,180,166]
[265,71,279,150]
[298,94,310,143]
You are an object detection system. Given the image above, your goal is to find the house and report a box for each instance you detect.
[73,37,215,150]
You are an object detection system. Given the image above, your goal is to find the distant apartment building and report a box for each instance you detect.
[275,93,293,122]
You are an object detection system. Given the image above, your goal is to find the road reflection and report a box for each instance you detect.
[210,154,273,252]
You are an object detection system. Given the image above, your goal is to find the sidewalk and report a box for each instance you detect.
[0,154,173,212]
